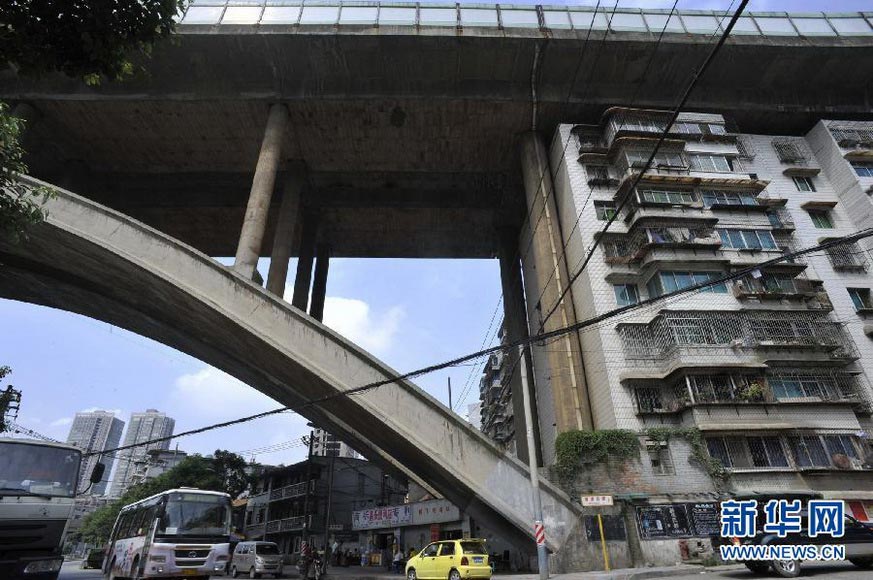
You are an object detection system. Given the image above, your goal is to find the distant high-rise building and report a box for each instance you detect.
[310,428,359,459]
[112,409,175,497]
[65,410,124,495]
[465,402,482,431]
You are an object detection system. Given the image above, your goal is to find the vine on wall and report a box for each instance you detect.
[554,427,729,489]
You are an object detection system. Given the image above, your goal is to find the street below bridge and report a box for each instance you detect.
[59,560,873,580]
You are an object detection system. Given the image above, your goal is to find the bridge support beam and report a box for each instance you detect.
[234,103,289,280]
[266,166,305,297]
[498,226,542,467]
[291,210,319,311]
[310,244,331,322]
[519,132,593,438]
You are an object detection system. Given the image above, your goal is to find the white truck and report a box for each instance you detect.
[0,438,102,580]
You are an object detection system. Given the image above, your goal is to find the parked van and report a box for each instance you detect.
[231,541,284,578]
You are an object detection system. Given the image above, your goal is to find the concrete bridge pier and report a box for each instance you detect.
[291,209,320,312]
[518,132,594,452]
[233,103,289,280]
[309,243,331,322]
[266,166,305,297]
[497,226,543,467]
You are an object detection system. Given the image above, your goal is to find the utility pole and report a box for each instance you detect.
[302,430,315,546]
[518,345,548,580]
[324,453,336,567]
[447,377,453,411]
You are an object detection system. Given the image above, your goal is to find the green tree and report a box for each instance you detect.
[79,450,254,544]
[0,0,185,241]
[0,365,21,432]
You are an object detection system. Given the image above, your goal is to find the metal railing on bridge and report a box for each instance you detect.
[178,2,873,39]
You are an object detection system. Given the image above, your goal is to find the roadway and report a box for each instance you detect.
[59,560,873,580]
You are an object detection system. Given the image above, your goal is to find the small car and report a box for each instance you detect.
[712,492,873,577]
[81,548,105,569]
[405,539,490,580]
[231,541,284,578]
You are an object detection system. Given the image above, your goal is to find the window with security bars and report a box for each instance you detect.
[645,439,675,475]
[586,165,613,185]
[823,435,859,460]
[826,242,868,271]
[849,288,873,311]
[635,387,662,413]
[688,374,738,402]
[789,435,831,467]
[707,436,789,469]
[747,436,790,468]
[735,136,756,159]
[772,138,808,164]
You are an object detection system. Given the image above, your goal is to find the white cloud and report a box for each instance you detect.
[321,297,404,357]
[50,417,73,427]
[170,367,282,420]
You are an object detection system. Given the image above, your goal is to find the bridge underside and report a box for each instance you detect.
[6,31,872,257]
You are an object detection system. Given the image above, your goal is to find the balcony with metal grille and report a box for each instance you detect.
[600,223,722,265]
[732,275,832,310]
[630,368,870,417]
[617,310,859,369]
[825,240,869,272]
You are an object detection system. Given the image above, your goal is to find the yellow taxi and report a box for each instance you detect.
[406,539,491,580]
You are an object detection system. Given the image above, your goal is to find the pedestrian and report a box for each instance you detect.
[392,545,403,574]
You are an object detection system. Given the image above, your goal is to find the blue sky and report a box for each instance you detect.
[1,257,501,474]
[3,0,868,486]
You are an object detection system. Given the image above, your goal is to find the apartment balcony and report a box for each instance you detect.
[828,123,873,152]
[602,226,722,265]
[618,310,858,369]
[265,514,316,534]
[732,276,832,310]
[632,369,871,418]
[245,523,266,538]
[268,479,318,502]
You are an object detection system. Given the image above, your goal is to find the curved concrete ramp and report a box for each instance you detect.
[0,177,582,554]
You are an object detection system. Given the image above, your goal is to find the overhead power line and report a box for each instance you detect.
[539,0,750,332]
[84,228,873,458]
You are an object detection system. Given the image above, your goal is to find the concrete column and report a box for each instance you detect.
[291,211,319,312]
[519,131,594,433]
[266,167,305,297]
[234,103,289,280]
[309,244,331,322]
[497,226,543,467]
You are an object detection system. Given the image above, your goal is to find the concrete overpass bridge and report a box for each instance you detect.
[2,2,873,562]
[0,177,579,556]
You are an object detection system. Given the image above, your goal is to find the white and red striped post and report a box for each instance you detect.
[520,345,548,580]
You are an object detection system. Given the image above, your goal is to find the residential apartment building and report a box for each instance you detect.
[65,410,124,495]
[126,448,188,488]
[526,109,873,564]
[111,409,175,497]
[243,456,407,555]
[311,427,360,459]
[478,326,517,454]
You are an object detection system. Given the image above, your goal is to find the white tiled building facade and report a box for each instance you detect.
[535,109,873,510]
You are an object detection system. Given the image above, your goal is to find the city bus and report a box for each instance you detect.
[104,488,232,579]
[0,438,85,580]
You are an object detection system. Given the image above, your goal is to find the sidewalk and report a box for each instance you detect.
[315,564,746,580]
